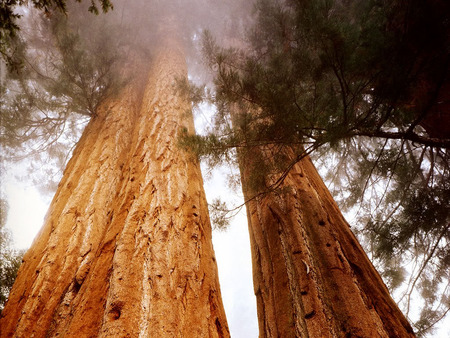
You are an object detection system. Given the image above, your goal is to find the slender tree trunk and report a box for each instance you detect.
[239,146,415,337]
[0,36,229,337]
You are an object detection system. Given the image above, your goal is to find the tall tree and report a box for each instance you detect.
[239,143,415,337]
[183,0,449,335]
[0,5,229,337]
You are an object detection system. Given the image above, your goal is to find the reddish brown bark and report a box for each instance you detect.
[239,146,415,337]
[0,37,229,337]
[419,79,450,140]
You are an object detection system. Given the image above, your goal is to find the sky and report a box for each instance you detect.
[1,1,449,336]
[2,111,260,337]
[0,2,262,331]
[3,153,450,338]
[2,164,259,337]
[2,100,449,337]
[4,105,448,337]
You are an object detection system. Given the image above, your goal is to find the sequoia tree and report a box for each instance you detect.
[183,0,449,336]
[0,6,229,337]
[236,143,415,337]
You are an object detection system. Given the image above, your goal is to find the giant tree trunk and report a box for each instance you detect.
[0,36,229,337]
[239,146,415,337]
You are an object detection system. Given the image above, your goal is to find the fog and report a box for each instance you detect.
[2,0,449,337]
[59,0,254,78]
[2,0,259,335]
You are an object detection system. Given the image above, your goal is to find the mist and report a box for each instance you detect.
[1,0,259,336]
[2,0,449,336]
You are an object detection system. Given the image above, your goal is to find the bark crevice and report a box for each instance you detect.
[0,36,229,338]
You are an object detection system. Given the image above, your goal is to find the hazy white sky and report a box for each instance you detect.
[3,163,259,337]
[2,90,448,338]
[4,181,49,249]
[2,104,260,336]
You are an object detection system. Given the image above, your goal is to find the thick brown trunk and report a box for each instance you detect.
[0,38,229,337]
[239,146,415,337]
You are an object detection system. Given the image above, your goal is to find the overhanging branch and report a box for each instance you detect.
[352,130,450,149]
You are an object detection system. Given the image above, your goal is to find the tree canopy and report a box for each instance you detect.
[185,0,449,335]
[1,0,113,71]
[1,0,449,335]
[1,2,130,194]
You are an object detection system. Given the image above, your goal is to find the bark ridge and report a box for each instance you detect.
[0,41,229,338]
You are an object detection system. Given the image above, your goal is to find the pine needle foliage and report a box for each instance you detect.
[1,3,126,195]
[1,0,113,70]
[0,199,24,313]
[187,0,449,334]
[2,7,125,144]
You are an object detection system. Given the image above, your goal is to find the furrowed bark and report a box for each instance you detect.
[0,35,229,337]
[239,146,415,338]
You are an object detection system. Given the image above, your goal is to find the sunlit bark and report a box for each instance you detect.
[239,146,415,337]
[0,35,229,337]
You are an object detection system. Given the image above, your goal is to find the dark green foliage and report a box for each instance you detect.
[0,199,24,312]
[0,245,23,313]
[1,10,122,137]
[1,3,126,193]
[207,0,448,150]
[208,198,231,231]
[192,0,449,333]
[43,13,123,116]
[318,139,449,335]
[1,0,27,70]
[1,0,113,38]
[1,0,113,69]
